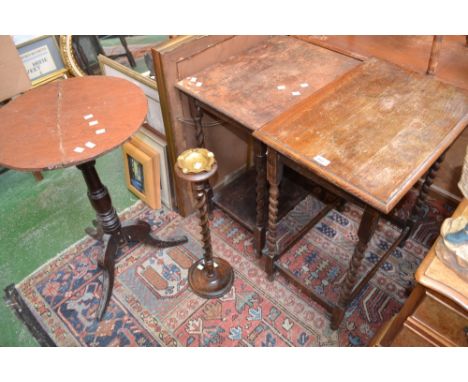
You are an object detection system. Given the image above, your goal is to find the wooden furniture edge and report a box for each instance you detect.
[174,82,258,132]
[292,35,368,61]
[254,59,468,214]
[152,39,187,213]
[154,35,199,53]
[372,284,426,346]
[152,36,238,215]
[415,198,468,309]
[369,315,396,346]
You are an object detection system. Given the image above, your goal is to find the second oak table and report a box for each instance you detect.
[253,58,468,329]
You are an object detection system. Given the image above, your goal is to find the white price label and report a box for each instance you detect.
[313,155,330,166]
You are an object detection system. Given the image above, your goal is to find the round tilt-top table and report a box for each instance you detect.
[0,76,187,320]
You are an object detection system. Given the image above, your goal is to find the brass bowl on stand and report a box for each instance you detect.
[175,148,234,298]
[177,148,215,174]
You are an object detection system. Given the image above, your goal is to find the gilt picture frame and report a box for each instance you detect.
[16,35,68,87]
[134,125,173,209]
[122,141,161,210]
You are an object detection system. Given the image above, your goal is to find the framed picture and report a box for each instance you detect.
[16,35,68,87]
[122,141,161,210]
[12,35,42,46]
[98,54,166,137]
[134,125,173,209]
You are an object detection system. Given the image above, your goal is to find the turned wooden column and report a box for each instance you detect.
[175,148,234,298]
[192,100,214,212]
[78,160,188,320]
[331,205,380,330]
[0,75,190,322]
[265,148,283,279]
[399,152,447,247]
[254,139,268,258]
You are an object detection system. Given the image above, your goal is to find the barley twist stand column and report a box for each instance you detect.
[175,148,234,298]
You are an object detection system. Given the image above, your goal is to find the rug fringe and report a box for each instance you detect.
[4,284,56,347]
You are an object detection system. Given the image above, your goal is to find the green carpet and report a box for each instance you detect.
[0,148,137,346]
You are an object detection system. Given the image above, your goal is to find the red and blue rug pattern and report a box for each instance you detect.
[6,192,453,346]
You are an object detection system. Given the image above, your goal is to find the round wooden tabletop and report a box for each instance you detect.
[0,76,148,171]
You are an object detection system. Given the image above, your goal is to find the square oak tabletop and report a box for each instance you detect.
[254,58,468,214]
[175,36,360,131]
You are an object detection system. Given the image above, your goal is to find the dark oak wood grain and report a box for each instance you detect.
[175,36,360,256]
[176,36,360,132]
[254,58,468,214]
[298,36,468,90]
[296,35,468,199]
[259,57,467,330]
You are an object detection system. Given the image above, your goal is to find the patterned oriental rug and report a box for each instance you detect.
[5,192,453,347]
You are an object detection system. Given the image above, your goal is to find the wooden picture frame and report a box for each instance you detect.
[134,125,173,209]
[122,141,161,210]
[16,35,68,87]
[98,54,166,137]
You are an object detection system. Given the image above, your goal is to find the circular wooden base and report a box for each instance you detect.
[188,257,234,299]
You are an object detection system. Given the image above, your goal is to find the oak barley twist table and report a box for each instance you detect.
[254,58,468,329]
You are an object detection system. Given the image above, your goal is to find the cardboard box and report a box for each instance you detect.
[0,35,31,102]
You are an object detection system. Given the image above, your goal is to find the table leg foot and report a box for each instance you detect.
[254,227,265,258]
[397,226,412,248]
[96,235,118,321]
[336,198,346,213]
[265,254,276,281]
[122,220,188,248]
[330,306,345,330]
